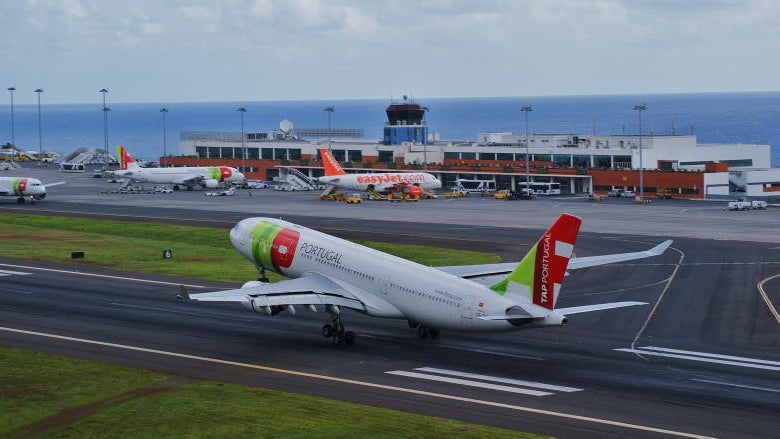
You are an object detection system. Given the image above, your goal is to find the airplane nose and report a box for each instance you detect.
[229,219,255,260]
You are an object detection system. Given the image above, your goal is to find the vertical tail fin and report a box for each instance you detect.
[319,148,347,176]
[490,214,581,310]
[115,145,139,170]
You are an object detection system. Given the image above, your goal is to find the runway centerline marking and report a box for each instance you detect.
[0,325,712,439]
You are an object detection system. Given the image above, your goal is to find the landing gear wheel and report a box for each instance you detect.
[322,323,334,338]
[257,265,270,283]
[408,320,419,328]
[344,331,356,346]
[429,328,440,338]
[418,326,429,338]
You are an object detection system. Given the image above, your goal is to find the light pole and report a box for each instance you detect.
[237,107,246,172]
[7,87,16,161]
[160,108,168,167]
[100,88,109,168]
[633,103,646,202]
[521,105,533,195]
[323,106,334,151]
[34,88,43,160]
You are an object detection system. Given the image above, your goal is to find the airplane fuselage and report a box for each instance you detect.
[114,166,244,188]
[318,172,442,192]
[229,217,562,332]
[0,177,46,200]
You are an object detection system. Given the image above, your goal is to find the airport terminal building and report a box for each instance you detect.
[169,101,776,198]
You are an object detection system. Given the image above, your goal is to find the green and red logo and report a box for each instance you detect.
[208,167,234,181]
[13,178,27,195]
[250,221,300,274]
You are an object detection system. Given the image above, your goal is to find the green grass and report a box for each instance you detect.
[1,348,542,438]
[0,213,499,283]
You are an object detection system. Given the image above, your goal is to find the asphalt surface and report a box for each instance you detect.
[1,165,779,438]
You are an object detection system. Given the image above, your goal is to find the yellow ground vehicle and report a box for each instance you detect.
[345,194,362,204]
[493,189,511,200]
[444,190,468,198]
[656,189,673,199]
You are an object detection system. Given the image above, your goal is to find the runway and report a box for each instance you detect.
[1,166,779,437]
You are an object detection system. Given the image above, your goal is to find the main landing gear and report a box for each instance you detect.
[408,320,440,338]
[322,315,355,346]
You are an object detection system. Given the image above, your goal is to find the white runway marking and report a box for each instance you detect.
[692,379,780,393]
[408,367,583,393]
[386,370,552,396]
[0,262,207,288]
[0,325,713,439]
[0,269,32,277]
[614,346,780,371]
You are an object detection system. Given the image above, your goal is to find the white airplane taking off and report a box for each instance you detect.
[316,148,441,194]
[0,176,65,204]
[181,214,672,345]
[112,146,245,190]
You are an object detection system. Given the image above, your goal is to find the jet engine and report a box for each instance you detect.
[202,179,219,188]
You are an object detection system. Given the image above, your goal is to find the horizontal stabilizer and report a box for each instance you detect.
[555,301,647,315]
[568,240,672,270]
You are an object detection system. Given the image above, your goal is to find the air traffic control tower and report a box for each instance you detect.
[383,96,428,145]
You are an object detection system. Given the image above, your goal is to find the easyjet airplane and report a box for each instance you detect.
[112,146,245,190]
[0,176,64,203]
[316,148,442,194]
[181,214,672,345]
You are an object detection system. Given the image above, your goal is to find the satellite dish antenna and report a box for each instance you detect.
[279,119,293,134]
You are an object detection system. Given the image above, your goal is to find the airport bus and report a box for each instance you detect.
[519,181,561,195]
[452,178,496,193]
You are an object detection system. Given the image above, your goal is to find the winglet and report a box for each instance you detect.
[319,148,347,176]
[490,214,581,310]
[177,285,190,300]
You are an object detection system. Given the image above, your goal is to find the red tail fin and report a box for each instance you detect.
[490,213,581,310]
[115,145,137,170]
[319,148,347,176]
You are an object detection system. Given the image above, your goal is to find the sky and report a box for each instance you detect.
[1,0,778,105]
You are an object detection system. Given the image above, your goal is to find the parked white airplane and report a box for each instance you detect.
[181,214,672,345]
[0,176,64,203]
[112,146,245,190]
[316,148,441,194]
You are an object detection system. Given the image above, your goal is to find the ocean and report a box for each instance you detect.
[1,92,779,166]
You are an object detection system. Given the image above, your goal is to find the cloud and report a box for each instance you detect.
[1,0,778,104]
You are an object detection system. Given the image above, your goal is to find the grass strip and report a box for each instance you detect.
[0,213,499,283]
[1,348,541,439]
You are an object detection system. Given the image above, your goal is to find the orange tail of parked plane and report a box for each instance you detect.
[115,145,139,170]
[320,148,347,176]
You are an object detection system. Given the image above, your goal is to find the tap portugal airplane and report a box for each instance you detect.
[316,148,442,194]
[181,214,672,345]
[113,146,245,190]
[0,176,64,204]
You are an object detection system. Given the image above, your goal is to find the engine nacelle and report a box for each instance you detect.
[203,179,219,188]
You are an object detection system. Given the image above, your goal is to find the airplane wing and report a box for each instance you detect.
[44,181,66,188]
[184,272,367,312]
[436,240,672,278]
